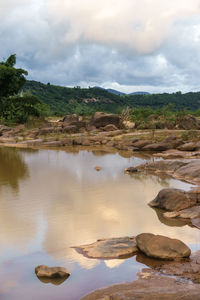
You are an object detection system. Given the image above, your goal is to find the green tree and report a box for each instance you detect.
[0,54,28,99]
[0,54,49,124]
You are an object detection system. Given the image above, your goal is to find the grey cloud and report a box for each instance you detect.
[1,0,200,93]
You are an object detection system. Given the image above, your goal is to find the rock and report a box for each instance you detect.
[81,269,200,300]
[94,166,101,171]
[101,124,118,131]
[69,121,87,130]
[62,114,79,124]
[156,250,200,283]
[142,142,170,151]
[136,233,191,260]
[192,218,200,229]
[174,206,200,219]
[39,127,54,135]
[124,167,138,173]
[35,265,70,279]
[149,188,197,211]
[42,141,63,147]
[153,149,200,159]
[136,159,200,184]
[132,140,151,149]
[177,114,200,130]
[0,125,13,136]
[62,125,79,134]
[178,142,198,151]
[73,237,138,259]
[89,112,120,128]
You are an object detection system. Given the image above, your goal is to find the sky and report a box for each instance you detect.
[1,0,200,93]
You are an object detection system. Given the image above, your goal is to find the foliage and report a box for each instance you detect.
[0,54,28,98]
[0,55,47,124]
[22,80,200,116]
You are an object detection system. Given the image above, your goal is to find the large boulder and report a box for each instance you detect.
[35,265,70,279]
[149,188,197,211]
[136,233,191,260]
[177,114,200,130]
[73,236,138,259]
[89,112,120,128]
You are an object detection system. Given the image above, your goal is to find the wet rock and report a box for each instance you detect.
[149,188,197,211]
[89,112,120,128]
[124,167,138,173]
[156,251,200,283]
[73,237,138,259]
[81,269,200,300]
[35,265,70,279]
[136,233,191,260]
[164,206,200,220]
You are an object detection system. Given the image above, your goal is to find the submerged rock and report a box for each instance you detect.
[73,237,138,259]
[35,265,70,279]
[136,233,191,260]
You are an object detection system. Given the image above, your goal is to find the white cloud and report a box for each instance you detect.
[1,0,200,92]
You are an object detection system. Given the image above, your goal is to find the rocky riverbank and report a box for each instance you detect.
[1,113,200,159]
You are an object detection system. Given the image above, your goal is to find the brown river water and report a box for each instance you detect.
[0,147,200,300]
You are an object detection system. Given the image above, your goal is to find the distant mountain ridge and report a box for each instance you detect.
[94,86,149,96]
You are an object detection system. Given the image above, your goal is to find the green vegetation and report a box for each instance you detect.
[0,55,48,124]
[23,81,200,116]
[1,55,200,125]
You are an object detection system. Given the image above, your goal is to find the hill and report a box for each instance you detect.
[22,80,200,115]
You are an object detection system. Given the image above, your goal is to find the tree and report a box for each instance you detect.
[0,54,49,123]
[0,54,28,99]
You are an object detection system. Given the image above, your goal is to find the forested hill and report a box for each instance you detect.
[23,80,200,115]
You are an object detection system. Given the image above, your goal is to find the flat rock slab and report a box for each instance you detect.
[81,269,200,300]
[136,233,191,260]
[135,159,200,184]
[35,265,70,279]
[73,237,138,259]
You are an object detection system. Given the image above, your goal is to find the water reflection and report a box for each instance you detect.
[0,147,29,189]
[0,147,200,300]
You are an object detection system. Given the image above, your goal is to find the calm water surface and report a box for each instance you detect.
[0,147,200,300]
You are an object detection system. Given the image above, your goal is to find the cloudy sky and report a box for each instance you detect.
[1,0,200,93]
